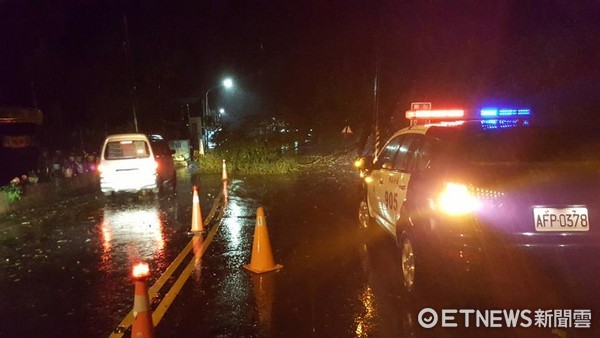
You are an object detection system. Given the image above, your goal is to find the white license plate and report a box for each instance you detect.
[534,207,589,232]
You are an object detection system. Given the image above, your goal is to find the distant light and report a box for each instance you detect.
[219,108,225,114]
[223,78,233,89]
[149,134,164,140]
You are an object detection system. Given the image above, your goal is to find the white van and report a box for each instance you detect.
[98,133,175,195]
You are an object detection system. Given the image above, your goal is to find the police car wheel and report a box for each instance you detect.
[400,234,417,293]
[358,199,373,229]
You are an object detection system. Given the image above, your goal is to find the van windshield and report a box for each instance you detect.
[105,140,150,159]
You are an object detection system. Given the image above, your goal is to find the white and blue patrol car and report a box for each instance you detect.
[359,107,600,293]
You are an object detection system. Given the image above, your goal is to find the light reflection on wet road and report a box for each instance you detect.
[158,171,600,338]
[0,168,221,337]
[100,202,166,271]
[1,168,599,337]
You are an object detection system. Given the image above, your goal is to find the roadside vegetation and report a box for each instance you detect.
[197,145,300,175]
[194,116,361,175]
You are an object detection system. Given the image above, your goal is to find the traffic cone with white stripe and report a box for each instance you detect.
[244,207,283,273]
[222,159,229,181]
[131,262,154,338]
[189,186,205,234]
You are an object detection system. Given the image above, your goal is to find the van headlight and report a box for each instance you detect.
[437,183,481,216]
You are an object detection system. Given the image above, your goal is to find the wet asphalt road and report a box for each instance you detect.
[1,166,599,337]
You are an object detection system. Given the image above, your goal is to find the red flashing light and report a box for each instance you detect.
[132,261,150,280]
[405,109,465,120]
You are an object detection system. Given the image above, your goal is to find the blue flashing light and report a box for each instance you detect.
[480,109,498,117]
[480,108,531,118]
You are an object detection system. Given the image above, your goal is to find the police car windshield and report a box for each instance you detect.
[432,125,600,164]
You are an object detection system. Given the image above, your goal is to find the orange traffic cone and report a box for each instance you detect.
[131,262,154,338]
[222,159,229,181]
[244,207,283,273]
[189,186,205,234]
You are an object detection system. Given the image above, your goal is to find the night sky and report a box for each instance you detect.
[1,1,599,148]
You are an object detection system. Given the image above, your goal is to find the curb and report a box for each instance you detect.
[0,173,100,217]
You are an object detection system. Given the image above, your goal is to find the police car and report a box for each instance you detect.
[358,107,600,293]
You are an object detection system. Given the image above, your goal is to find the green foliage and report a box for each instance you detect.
[197,144,299,175]
[1,185,22,202]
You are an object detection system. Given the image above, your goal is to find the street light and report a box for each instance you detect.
[199,78,234,154]
[219,108,225,115]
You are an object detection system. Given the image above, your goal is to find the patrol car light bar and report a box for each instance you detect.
[405,109,465,120]
[480,108,531,118]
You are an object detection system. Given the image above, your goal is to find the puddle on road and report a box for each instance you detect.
[0,169,223,337]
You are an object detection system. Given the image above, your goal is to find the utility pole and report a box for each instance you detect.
[373,9,381,162]
[122,14,139,132]
[373,55,380,162]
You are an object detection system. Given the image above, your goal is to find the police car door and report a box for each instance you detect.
[384,134,422,230]
[369,135,405,235]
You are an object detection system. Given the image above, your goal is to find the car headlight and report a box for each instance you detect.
[354,158,365,169]
[437,182,481,216]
